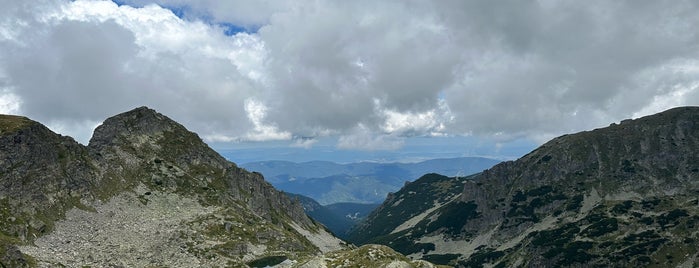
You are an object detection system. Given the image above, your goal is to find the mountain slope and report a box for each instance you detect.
[0,115,100,266]
[1,107,348,267]
[286,193,355,239]
[349,107,699,267]
[348,173,475,245]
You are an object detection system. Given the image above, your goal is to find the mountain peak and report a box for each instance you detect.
[87,106,230,185]
[605,105,699,131]
[0,114,39,136]
[649,105,699,116]
[88,106,184,149]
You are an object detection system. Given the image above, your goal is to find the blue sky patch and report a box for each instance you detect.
[219,22,251,36]
[109,0,254,36]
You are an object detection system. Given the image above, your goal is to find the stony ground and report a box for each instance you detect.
[296,244,448,268]
[20,184,220,267]
[289,222,345,254]
[18,183,353,268]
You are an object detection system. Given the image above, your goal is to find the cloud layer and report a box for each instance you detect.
[2,0,699,148]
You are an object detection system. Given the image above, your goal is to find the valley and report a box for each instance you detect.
[241,158,498,239]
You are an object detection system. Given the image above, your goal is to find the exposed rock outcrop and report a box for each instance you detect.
[0,115,97,247]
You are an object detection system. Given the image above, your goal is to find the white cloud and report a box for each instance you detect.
[631,59,699,118]
[337,124,404,151]
[54,1,268,82]
[0,89,20,115]
[243,98,291,141]
[0,0,263,142]
[45,119,101,145]
[201,133,236,143]
[3,0,699,151]
[290,138,317,149]
[116,0,294,28]
[377,98,453,136]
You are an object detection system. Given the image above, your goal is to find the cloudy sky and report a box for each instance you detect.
[1,0,699,162]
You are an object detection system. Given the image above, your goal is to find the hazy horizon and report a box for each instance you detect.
[213,135,535,164]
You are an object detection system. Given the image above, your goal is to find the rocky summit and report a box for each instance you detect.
[349,107,699,267]
[0,107,355,267]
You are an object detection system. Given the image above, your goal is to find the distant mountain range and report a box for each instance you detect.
[242,157,500,204]
[348,107,699,267]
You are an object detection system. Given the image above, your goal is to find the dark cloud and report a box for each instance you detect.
[6,20,139,120]
[438,0,699,138]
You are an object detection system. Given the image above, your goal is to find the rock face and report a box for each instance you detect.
[0,107,347,267]
[349,107,699,267]
[0,115,96,221]
[0,115,99,266]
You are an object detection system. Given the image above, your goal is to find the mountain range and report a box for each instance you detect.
[241,157,500,205]
[4,105,699,267]
[348,106,699,267]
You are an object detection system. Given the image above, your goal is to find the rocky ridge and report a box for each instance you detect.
[0,107,350,267]
[350,107,699,267]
